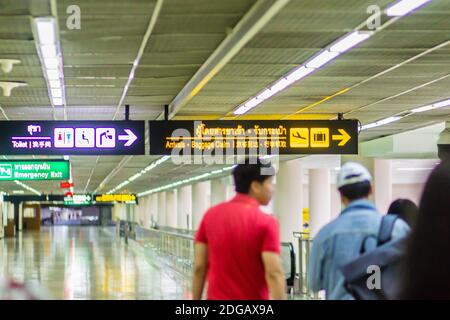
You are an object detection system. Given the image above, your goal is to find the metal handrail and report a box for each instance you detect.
[293,232,319,299]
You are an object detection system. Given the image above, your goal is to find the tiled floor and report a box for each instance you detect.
[0,226,191,300]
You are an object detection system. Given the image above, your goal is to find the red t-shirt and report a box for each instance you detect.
[195,193,281,300]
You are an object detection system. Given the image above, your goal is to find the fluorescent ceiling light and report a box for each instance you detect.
[361,116,402,130]
[410,98,450,113]
[270,78,291,94]
[41,45,57,58]
[233,104,253,115]
[51,88,62,98]
[49,80,61,88]
[52,97,63,106]
[386,0,432,17]
[46,69,60,80]
[306,50,340,69]
[433,98,450,109]
[330,31,372,53]
[285,66,315,83]
[411,104,434,113]
[257,89,275,101]
[44,57,59,69]
[233,97,263,115]
[35,19,56,45]
[129,173,142,182]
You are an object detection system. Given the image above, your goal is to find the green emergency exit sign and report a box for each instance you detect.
[0,160,70,181]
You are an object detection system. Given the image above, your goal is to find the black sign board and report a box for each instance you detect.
[149,120,358,155]
[0,121,145,155]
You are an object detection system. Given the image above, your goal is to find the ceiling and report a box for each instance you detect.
[0,0,449,195]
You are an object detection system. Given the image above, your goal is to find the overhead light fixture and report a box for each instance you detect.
[14,180,41,196]
[410,98,450,113]
[41,45,57,58]
[51,88,62,98]
[231,1,429,116]
[233,67,316,115]
[361,116,403,130]
[49,80,61,88]
[52,97,63,106]
[33,17,66,109]
[330,31,372,53]
[43,57,59,69]
[386,0,432,17]
[35,19,56,44]
[137,165,235,197]
[46,69,60,80]
[433,98,450,109]
[107,156,171,194]
[232,31,372,115]
[306,50,340,69]
[285,66,315,83]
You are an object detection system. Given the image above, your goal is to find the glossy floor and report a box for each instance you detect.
[0,226,191,300]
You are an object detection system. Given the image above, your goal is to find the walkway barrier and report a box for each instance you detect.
[134,226,299,295]
[293,232,320,299]
[135,226,195,276]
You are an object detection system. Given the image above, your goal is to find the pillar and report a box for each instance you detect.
[192,181,211,230]
[374,159,393,214]
[211,177,228,206]
[309,168,332,237]
[166,190,178,228]
[273,158,303,244]
[177,185,192,230]
[149,193,158,227]
[157,192,166,226]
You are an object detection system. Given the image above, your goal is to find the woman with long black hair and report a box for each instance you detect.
[400,162,450,299]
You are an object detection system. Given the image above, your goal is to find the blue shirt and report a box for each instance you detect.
[307,199,410,300]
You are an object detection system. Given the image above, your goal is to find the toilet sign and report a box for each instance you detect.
[0,121,145,155]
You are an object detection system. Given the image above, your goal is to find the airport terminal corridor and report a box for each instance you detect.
[0,226,190,300]
[0,0,449,304]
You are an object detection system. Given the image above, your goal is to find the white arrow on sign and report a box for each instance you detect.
[118,129,138,147]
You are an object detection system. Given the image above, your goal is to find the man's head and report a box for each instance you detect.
[337,162,373,206]
[437,121,450,162]
[232,158,275,206]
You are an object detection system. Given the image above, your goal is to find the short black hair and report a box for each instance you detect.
[338,181,371,201]
[232,158,275,194]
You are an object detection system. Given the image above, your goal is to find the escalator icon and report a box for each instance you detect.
[289,128,309,148]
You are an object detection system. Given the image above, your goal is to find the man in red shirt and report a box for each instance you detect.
[192,158,286,300]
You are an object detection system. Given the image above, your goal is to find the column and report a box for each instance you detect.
[211,177,228,206]
[157,192,166,226]
[374,159,393,214]
[177,185,192,230]
[166,190,178,228]
[192,181,211,230]
[149,193,158,227]
[273,158,303,244]
[309,168,332,237]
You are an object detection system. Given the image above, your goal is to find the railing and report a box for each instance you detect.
[134,227,298,280]
[293,232,319,299]
[135,226,195,276]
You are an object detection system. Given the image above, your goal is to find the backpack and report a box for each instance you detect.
[339,215,408,300]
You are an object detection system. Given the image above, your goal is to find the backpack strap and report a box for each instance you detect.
[377,215,398,246]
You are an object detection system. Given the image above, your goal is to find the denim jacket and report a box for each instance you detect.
[307,199,410,300]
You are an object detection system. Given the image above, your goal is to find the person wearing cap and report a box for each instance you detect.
[307,162,410,300]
